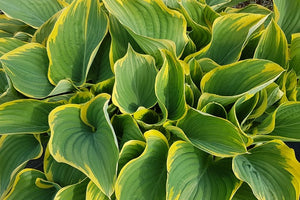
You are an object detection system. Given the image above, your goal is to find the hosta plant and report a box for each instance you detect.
[0,0,300,199]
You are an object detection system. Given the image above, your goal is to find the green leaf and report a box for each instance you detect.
[0,99,61,134]
[111,114,145,148]
[47,0,108,86]
[177,107,247,157]
[254,19,288,68]
[49,94,118,197]
[32,10,62,45]
[103,0,189,64]
[1,43,55,98]
[0,134,42,199]
[225,4,271,15]
[0,69,8,94]
[118,140,146,173]
[232,183,257,200]
[115,130,169,200]
[0,0,64,28]
[187,13,266,65]
[290,33,300,78]
[233,140,300,200]
[0,37,26,57]
[3,169,60,200]
[199,59,284,108]
[155,49,186,120]
[54,179,89,200]
[273,0,300,42]
[68,91,94,104]
[44,145,86,187]
[13,32,32,42]
[0,15,28,34]
[112,46,157,114]
[86,181,109,200]
[167,141,241,200]
[0,30,13,37]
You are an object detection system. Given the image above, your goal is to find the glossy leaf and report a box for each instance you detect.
[167,141,241,200]
[177,107,247,157]
[49,94,118,196]
[112,46,157,114]
[233,140,300,200]
[0,134,42,199]
[4,169,60,200]
[47,0,108,86]
[0,99,61,134]
[103,0,189,63]
[155,50,186,120]
[115,130,169,200]
[0,0,64,28]
[273,0,300,42]
[187,13,266,65]
[254,20,288,68]
[1,43,54,98]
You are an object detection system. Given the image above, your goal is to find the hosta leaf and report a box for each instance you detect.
[273,0,300,42]
[199,59,284,108]
[225,4,271,15]
[47,0,108,86]
[155,50,186,120]
[32,10,62,45]
[68,91,94,104]
[111,114,145,148]
[44,146,86,187]
[0,69,8,94]
[115,130,169,200]
[1,43,54,98]
[0,99,61,134]
[112,46,157,114]
[0,0,64,28]
[4,169,60,200]
[290,33,300,77]
[0,30,13,37]
[0,15,27,34]
[254,20,288,68]
[0,134,42,199]
[103,0,189,64]
[187,13,266,65]
[232,183,257,200]
[0,82,24,105]
[233,140,300,200]
[167,141,241,200]
[177,107,247,157]
[13,32,32,42]
[49,94,118,196]
[90,77,115,96]
[86,181,109,200]
[0,38,26,57]
[54,179,89,200]
[118,140,146,173]
[200,102,227,119]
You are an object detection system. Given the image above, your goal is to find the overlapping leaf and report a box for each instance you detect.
[49,94,118,197]
[290,33,300,77]
[233,140,300,200]
[47,0,108,86]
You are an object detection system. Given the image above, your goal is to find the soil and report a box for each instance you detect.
[236,0,273,10]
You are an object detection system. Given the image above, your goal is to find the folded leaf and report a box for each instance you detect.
[177,107,247,157]
[273,0,300,42]
[115,130,169,200]
[167,141,241,200]
[47,0,108,86]
[0,99,62,134]
[0,0,64,28]
[1,43,54,98]
[103,0,189,64]
[187,13,266,65]
[233,140,300,200]
[54,179,89,200]
[49,94,118,196]
[4,169,60,200]
[112,46,157,114]
[155,49,186,120]
[0,15,28,34]
[254,19,288,68]
[0,135,42,199]
[86,181,109,200]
